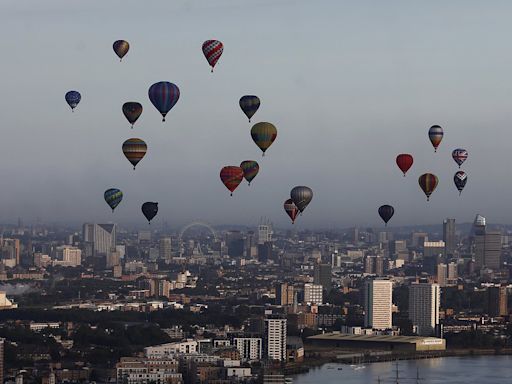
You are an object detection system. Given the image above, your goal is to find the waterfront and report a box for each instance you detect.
[293,356,512,384]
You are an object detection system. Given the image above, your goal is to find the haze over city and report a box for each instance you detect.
[1,0,511,228]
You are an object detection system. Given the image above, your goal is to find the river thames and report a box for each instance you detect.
[293,356,512,384]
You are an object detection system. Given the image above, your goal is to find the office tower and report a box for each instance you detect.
[233,338,262,361]
[314,263,332,293]
[473,215,502,270]
[364,279,393,329]
[159,238,172,261]
[486,286,508,317]
[408,283,440,336]
[275,283,294,306]
[264,315,287,361]
[437,263,447,287]
[364,256,384,275]
[447,262,458,285]
[82,223,116,257]
[0,338,3,384]
[0,238,21,267]
[258,224,273,245]
[258,242,273,263]
[226,230,244,258]
[351,227,359,243]
[423,241,445,258]
[443,218,456,256]
[304,283,323,304]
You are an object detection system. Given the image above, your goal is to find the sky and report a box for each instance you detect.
[0,0,511,229]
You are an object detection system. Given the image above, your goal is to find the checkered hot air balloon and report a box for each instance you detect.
[202,40,223,72]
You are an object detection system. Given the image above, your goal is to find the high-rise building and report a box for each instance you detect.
[474,223,502,271]
[258,224,273,245]
[314,263,332,293]
[55,246,82,266]
[424,241,445,258]
[304,283,323,304]
[234,337,262,361]
[364,279,392,330]
[264,315,287,361]
[275,283,294,306]
[364,256,384,276]
[443,218,456,256]
[159,238,172,261]
[0,238,21,267]
[408,283,440,336]
[486,286,508,317]
[436,263,447,287]
[82,223,117,257]
[106,249,121,268]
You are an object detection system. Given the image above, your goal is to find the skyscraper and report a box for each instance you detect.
[408,283,440,336]
[275,283,294,306]
[314,263,332,293]
[159,237,172,261]
[443,218,456,256]
[264,315,287,361]
[258,224,273,245]
[472,215,502,271]
[364,279,392,330]
[82,223,117,257]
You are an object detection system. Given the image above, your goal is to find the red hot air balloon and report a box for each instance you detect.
[396,154,413,177]
[202,40,223,72]
[220,166,244,196]
[284,199,299,224]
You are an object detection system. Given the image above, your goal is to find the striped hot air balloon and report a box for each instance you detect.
[148,82,180,122]
[122,138,147,170]
[428,125,444,152]
[418,173,439,201]
[239,95,260,122]
[251,122,277,156]
[240,160,259,185]
[220,166,244,196]
[104,188,123,212]
[202,40,223,72]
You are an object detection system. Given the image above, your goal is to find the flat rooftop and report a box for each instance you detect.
[308,333,443,345]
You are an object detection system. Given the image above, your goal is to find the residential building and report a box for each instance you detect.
[364,279,392,330]
[265,315,287,361]
[304,283,323,304]
[233,337,262,361]
[409,283,440,336]
[116,357,182,384]
[314,263,332,293]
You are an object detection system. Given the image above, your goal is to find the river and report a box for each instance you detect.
[293,356,512,384]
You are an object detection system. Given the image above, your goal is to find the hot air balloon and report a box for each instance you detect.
[122,102,143,128]
[454,171,467,195]
[251,122,277,156]
[239,95,260,122]
[452,148,468,168]
[104,188,123,212]
[122,138,147,170]
[396,154,414,177]
[142,202,158,224]
[418,173,439,201]
[113,40,129,61]
[284,199,299,224]
[220,166,244,196]
[290,186,313,213]
[428,125,443,152]
[148,82,180,122]
[378,205,394,226]
[65,91,81,111]
[240,160,259,185]
[202,40,223,72]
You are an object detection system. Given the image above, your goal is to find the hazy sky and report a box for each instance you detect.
[1,0,511,229]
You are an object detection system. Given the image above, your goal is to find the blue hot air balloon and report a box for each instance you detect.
[65,91,81,111]
[239,95,260,122]
[148,82,180,122]
[104,188,123,212]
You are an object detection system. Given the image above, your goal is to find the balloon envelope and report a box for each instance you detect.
[251,122,277,156]
[378,205,394,225]
[454,171,467,195]
[418,173,439,201]
[148,82,180,122]
[65,91,81,110]
[290,186,313,213]
[202,40,224,71]
[113,40,129,60]
[240,160,259,185]
[122,138,147,169]
[452,148,468,168]
[284,199,299,224]
[220,166,244,195]
[239,95,260,122]
[396,154,413,176]
[104,188,123,212]
[122,102,143,127]
[428,125,443,152]
[142,202,158,223]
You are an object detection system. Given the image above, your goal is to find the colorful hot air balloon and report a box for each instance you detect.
[113,40,130,61]
[240,160,259,185]
[122,138,147,170]
[428,125,443,152]
[65,91,81,111]
[378,205,394,226]
[220,166,244,196]
[454,171,467,195]
[239,95,260,122]
[142,202,158,224]
[122,102,143,128]
[251,122,277,156]
[104,188,123,212]
[148,82,180,122]
[452,148,468,168]
[418,173,439,201]
[202,40,223,72]
[290,186,313,213]
[284,199,299,224]
[396,154,414,177]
